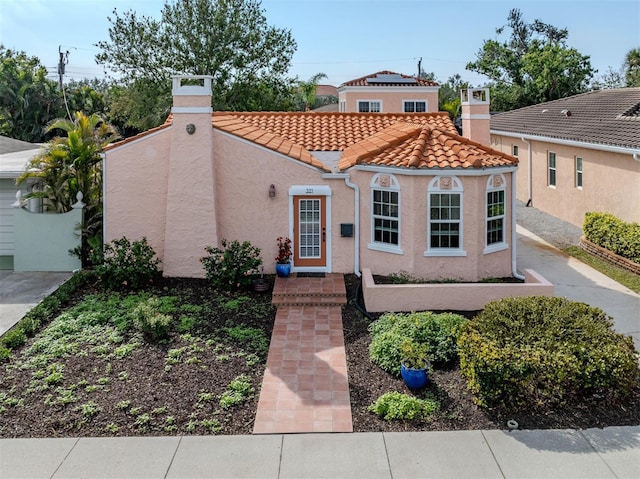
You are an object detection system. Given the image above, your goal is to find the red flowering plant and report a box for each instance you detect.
[275,236,292,264]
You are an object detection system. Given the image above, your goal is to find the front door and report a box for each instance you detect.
[293,195,326,268]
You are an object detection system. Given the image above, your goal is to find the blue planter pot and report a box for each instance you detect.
[401,362,429,389]
[276,262,291,278]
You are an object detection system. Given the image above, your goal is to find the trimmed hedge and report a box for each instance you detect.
[457,296,639,408]
[583,212,640,264]
[369,311,467,375]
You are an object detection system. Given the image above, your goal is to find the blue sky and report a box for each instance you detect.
[1,0,638,87]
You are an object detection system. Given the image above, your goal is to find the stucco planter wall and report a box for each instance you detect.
[361,268,553,312]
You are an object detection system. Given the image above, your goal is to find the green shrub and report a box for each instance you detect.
[369,311,467,375]
[0,346,11,362]
[368,391,439,421]
[457,296,639,408]
[201,239,262,291]
[96,237,160,291]
[1,328,27,350]
[584,212,640,264]
[132,297,172,342]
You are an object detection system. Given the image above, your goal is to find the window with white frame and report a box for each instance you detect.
[369,173,401,253]
[512,145,518,156]
[358,100,381,113]
[403,100,427,113]
[485,174,506,251]
[426,176,465,256]
[339,101,346,112]
[548,152,557,187]
[575,157,583,188]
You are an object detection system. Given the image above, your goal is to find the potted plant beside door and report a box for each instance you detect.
[275,236,292,277]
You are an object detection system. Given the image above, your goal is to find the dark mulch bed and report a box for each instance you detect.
[1,274,638,438]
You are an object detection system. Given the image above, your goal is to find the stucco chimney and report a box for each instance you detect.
[461,88,490,146]
[163,76,218,277]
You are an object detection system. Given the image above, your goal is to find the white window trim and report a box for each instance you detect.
[368,173,403,254]
[358,100,382,113]
[575,156,583,189]
[484,174,508,254]
[548,151,557,188]
[402,99,428,113]
[512,144,518,156]
[425,176,466,257]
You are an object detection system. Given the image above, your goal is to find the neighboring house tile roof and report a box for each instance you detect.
[491,88,640,149]
[339,70,438,87]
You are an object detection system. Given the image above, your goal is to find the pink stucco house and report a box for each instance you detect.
[104,76,519,280]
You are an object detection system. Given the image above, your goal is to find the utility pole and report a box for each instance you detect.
[58,46,69,91]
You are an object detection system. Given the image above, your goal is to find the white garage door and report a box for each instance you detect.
[0,178,17,258]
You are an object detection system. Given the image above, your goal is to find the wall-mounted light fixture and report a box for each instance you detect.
[186,123,196,134]
[269,184,276,198]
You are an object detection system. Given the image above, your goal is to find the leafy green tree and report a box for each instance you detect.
[623,47,640,87]
[17,112,120,266]
[466,9,595,110]
[0,46,63,142]
[438,74,470,121]
[96,0,297,129]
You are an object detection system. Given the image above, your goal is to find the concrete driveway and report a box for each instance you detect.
[0,271,72,336]
[517,225,640,350]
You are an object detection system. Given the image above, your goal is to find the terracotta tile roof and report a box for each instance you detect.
[491,88,640,149]
[107,110,516,172]
[339,123,518,170]
[339,70,438,88]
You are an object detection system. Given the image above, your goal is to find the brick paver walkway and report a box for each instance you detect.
[253,274,352,434]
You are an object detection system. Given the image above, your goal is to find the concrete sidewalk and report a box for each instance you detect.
[2,427,639,479]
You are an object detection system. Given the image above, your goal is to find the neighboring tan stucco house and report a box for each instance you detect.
[490,88,640,227]
[104,76,518,280]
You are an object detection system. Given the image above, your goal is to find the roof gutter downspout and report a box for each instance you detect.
[511,168,525,281]
[521,136,533,207]
[344,175,360,278]
[634,153,639,162]
[344,175,361,277]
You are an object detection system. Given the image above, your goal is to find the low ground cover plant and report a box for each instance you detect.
[0,279,275,437]
[369,311,467,374]
[457,296,640,408]
[369,391,439,421]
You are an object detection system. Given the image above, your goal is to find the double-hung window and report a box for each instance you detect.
[548,152,557,187]
[485,174,507,253]
[403,100,427,113]
[358,100,381,113]
[425,176,465,256]
[369,173,402,254]
[575,157,583,188]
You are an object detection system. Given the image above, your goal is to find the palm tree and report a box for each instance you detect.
[18,111,120,266]
[297,73,328,111]
[623,47,640,87]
